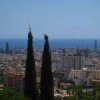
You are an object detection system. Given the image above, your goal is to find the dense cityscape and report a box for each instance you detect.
[1,0,100,100]
[0,32,100,100]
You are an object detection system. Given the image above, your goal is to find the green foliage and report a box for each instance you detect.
[40,35,54,100]
[0,76,3,84]
[92,83,100,100]
[63,96,76,100]
[81,92,95,100]
[70,84,100,100]
[94,83,100,93]
[54,96,76,100]
[95,92,100,100]
[54,96,62,100]
[0,88,28,100]
[73,86,83,100]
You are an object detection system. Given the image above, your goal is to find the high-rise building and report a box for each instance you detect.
[94,40,97,49]
[6,42,10,54]
[64,55,85,70]
[59,54,85,80]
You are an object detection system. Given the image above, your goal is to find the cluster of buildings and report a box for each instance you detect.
[0,42,100,96]
[68,68,100,86]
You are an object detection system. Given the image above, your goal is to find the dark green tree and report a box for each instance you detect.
[73,86,83,100]
[40,35,54,100]
[0,88,28,100]
[24,30,37,100]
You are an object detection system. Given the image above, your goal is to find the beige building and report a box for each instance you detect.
[3,67,60,93]
[68,68,93,86]
[3,68,24,93]
[92,70,100,80]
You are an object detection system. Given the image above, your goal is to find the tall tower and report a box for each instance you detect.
[62,49,66,68]
[77,46,81,56]
[85,46,89,57]
[6,42,9,54]
[94,40,97,49]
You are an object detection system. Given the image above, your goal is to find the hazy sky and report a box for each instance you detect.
[0,0,100,39]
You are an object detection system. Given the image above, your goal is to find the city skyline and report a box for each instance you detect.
[0,0,100,39]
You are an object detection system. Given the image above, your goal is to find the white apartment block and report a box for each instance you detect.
[68,68,99,86]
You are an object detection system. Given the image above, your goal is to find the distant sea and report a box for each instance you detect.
[0,39,100,49]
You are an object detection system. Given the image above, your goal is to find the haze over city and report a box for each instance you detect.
[1,1,100,100]
[0,0,100,39]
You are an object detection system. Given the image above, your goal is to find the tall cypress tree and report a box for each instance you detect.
[24,30,37,100]
[40,35,54,100]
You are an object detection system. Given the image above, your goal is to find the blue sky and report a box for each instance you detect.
[0,0,100,39]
